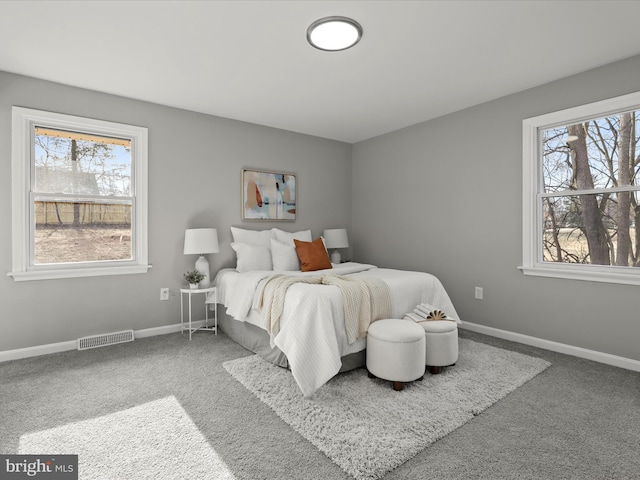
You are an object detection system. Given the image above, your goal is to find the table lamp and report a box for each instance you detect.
[183,228,219,288]
[323,228,349,264]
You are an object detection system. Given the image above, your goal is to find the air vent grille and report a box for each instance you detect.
[77,330,134,350]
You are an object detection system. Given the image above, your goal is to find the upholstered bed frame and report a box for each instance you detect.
[216,304,367,373]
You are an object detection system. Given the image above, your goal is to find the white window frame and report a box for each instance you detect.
[521,91,640,285]
[9,107,151,281]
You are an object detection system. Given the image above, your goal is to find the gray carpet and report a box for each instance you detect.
[1,328,639,479]
[223,339,550,480]
[18,396,236,480]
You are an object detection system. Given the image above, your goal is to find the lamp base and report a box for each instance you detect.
[195,255,210,288]
[330,250,341,264]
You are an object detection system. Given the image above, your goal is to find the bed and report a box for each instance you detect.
[214,227,460,396]
[215,256,460,396]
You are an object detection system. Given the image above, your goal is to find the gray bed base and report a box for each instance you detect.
[217,306,366,373]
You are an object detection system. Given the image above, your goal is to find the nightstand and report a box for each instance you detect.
[180,286,217,340]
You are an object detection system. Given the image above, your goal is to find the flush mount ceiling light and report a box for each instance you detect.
[307,16,363,51]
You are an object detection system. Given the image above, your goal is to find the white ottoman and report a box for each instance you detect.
[419,320,458,374]
[366,319,426,391]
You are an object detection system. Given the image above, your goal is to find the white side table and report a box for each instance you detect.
[180,286,217,340]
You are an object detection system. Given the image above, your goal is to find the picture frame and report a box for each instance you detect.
[242,169,296,221]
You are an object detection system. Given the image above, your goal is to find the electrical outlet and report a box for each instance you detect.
[160,288,169,301]
[474,286,483,300]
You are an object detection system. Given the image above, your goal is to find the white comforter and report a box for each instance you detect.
[216,262,460,397]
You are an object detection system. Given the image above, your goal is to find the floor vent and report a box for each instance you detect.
[77,330,134,351]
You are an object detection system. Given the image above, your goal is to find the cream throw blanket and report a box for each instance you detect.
[257,274,392,344]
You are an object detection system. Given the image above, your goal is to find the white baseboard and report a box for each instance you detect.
[460,321,640,373]
[0,322,202,363]
[134,323,183,339]
[3,320,638,373]
[0,339,79,362]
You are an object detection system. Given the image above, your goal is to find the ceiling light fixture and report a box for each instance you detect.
[307,16,363,51]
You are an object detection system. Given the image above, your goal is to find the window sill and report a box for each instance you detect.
[8,264,152,282]
[519,264,640,286]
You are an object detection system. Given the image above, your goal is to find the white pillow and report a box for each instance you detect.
[230,226,272,246]
[271,238,300,271]
[271,228,312,246]
[230,242,272,273]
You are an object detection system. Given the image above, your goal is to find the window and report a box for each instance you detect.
[522,92,640,285]
[10,107,150,281]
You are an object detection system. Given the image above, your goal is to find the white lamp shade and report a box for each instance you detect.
[184,228,219,289]
[184,228,219,255]
[323,229,349,249]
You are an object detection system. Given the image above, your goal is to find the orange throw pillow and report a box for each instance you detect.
[294,238,333,272]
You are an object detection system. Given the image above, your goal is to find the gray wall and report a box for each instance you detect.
[352,54,640,362]
[4,53,640,362]
[0,71,352,352]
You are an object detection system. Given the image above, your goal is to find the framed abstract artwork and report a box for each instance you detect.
[242,169,296,221]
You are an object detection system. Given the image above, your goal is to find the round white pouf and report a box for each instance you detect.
[419,320,458,374]
[366,319,426,391]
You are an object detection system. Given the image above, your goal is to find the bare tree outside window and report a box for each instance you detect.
[33,128,133,264]
[541,112,640,267]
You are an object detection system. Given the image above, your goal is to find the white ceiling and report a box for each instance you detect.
[2,1,640,144]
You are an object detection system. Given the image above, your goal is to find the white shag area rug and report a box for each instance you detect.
[19,396,237,480]
[223,338,551,480]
